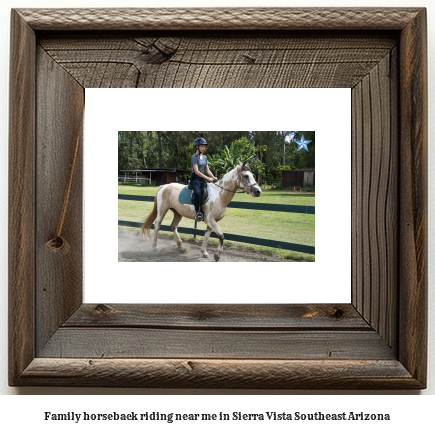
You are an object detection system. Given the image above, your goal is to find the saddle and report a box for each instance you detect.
[178,183,211,206]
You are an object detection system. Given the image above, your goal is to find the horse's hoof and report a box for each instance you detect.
[214,253,220,262]
[203,253,209,259]
[178,247,186,253]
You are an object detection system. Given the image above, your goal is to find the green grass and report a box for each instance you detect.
[118,184,315,261]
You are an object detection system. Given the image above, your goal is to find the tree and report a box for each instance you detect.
[118,131,313,176]
[118,131,146,172]
[207,137,265,179]
[255,131,286,179]
[156,131,162,168]
[281,131,298,166]
[288,131,315,169]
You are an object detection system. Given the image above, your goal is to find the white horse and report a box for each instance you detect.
[141,162,262,261]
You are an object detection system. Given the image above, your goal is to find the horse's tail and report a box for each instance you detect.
[141,186,163,238]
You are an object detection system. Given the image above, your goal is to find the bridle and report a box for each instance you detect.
[213,173,259,194]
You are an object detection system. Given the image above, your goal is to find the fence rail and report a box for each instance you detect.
[261,179,281,186]
[118,177,152,184]
[118,194,315,255]
[118,194,315,215]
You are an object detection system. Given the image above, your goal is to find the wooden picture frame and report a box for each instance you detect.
[9,8,427,389]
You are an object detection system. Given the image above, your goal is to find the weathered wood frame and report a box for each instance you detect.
[9,8,427,389]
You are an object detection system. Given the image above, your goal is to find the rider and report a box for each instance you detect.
[190,137,217,221]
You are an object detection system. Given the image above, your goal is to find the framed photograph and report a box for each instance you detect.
[9,8,427,388]
[89,88,347,304]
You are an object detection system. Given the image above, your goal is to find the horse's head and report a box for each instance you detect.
[237,162,262,197]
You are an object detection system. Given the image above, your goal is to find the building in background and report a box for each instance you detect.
[119,168,191,185]
[281,169,315,188]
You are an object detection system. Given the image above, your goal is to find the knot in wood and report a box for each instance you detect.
[45,236,71,255]
[94,304,116,315]
[332,308,345,319]
[243,53,256,64]
[139,38,177,64]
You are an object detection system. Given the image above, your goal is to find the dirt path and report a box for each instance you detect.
[118,229,294,262]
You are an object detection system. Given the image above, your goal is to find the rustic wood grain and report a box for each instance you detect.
[39,328,395,360]
[8,10,36,387]
[17,358,420,389]
[351,78,362,313]
[8,7,427,389]
[398,8,428,386]
[386,47,399,349]
[361,73,372,320]
[368,63,382,332]
[381,47,398,350]
[35,47,84,353]
[16,8,422,31]
[65,304,369,329]
[351,50,399,352]
[38,33,396,89]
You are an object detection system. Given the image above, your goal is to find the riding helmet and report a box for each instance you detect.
[194,138,207,148]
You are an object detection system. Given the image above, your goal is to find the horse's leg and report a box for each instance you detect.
[170,208,185,252]
[201,226,213,259]
[207,220,224,262]
[152,205,168,249]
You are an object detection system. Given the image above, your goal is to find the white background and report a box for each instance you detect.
[85,88,351,304]
[0,0,434,420]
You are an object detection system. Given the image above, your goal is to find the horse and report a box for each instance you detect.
[141,162,262,261]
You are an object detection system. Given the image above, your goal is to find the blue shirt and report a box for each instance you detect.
[191,154,208,174]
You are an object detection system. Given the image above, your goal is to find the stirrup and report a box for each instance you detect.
[195,212,204,221]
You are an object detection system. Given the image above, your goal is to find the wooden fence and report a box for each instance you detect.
[118,194,315,255]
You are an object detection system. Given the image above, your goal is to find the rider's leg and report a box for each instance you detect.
[191,175,203,221]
